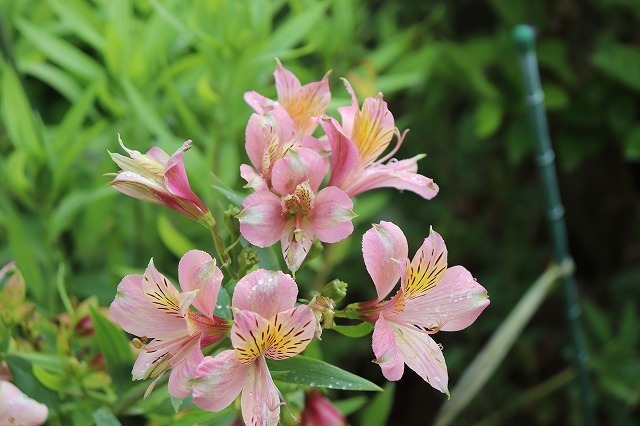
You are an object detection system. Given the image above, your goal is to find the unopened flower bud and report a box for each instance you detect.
[237,246,260,275]
[321,279,347,303]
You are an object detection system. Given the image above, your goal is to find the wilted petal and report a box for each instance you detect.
[392,323,449,395]
[110,274,186,338]
[241,357,281,426]
[271,148,328,195]
[233,270,298,321]
[0,380,48,426]
[178,250,222,318]
[275,61,331,136]
[310,186,355,243]
[343,157,439,199]
[281,217,314,273]
[399,266,490,332]
[363,221,409,301]
[372,315,404,381]
[193,350,248,412]
[263,305,316,360]
[320,116,359,189]
[167,339,204,398]
[238,191,286,247]
[402,228,448,299]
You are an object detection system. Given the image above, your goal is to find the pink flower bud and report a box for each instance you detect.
[301,390,348,426]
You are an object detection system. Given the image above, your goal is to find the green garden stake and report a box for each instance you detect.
[513,25,597,426]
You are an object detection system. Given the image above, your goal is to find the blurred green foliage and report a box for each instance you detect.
[1,0,639,425]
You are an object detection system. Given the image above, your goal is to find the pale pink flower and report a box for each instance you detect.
[245,59,331,136]
[108,136,213,226]
[110,250,231,397]
[352,221,489,395]
[0,380,48,425]
[237,148,355,273]
[192,269,316,426]
[320,80,439,199]
[300,390,348,426]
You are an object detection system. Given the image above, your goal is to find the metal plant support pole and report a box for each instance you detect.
[513,25,597,426]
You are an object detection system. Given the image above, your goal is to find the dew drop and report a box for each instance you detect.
[258,279,264,285]
[466,291,472,299]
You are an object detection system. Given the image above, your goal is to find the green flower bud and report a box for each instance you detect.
[321,279,348,303]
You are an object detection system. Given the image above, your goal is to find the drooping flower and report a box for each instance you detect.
[300,390,348,426]
[192,269,316,426]
[320,80,439,199]
[110,250,231,397]
[245,59,331,136]
[238,148,355,272]
[108,135,214,226]
[0,380,48,426]
[350,221,489,395]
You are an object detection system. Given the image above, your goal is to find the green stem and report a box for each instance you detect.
[513,24,597,426]
[204,214,236,279]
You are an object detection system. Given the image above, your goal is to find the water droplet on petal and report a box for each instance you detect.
[466,291,472,299]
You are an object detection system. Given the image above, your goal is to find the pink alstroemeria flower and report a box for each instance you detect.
[108,135,213,226]
[192,269,316,426]
[320,80,439,199]
[238,148,355,272]
[352,221,489,395]
[245,59,331,136]
[0,380,48,426]
[110,250,231,397]
[300,390,348,426]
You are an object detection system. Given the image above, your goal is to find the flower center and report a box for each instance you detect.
[282,182,314,216]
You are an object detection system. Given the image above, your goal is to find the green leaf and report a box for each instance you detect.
[475,101,503,138]
[17,19,103,80]
[331,322,374,338]
[592,42,640,93]
[7,352,65,371]
[92,407,122,426]
[1,65,43,156]
[214,287,232,319]
[543,83,569,110]
[333,395,369,416]
[120,78,173,141]
[20,61,83,102]
[48,0,105,50]
[33,364,68,392]
[89,305,135,394]
[171,406,236,426]
[267,355,382,391]
[5,355,59,409]
[360,382,395,426]
[157,214,196,258]
[49,187,115,242]
[260,2,328,57]
[212,184,244,207]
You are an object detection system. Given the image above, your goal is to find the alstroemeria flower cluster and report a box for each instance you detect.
[106,60,489,426]
[350,221,490,395]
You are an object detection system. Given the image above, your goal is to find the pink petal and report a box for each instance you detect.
[244,91,275,115]
[245,113,271,172]
[271,148,328,195]
[362,221,409,301]
[238,191,286,247]
[145,146,170,164]
[131,334,194,381]
[231,310,271,364]
[241,357,281,426]
[178,250,222,318]
[342,157,439,199]
[110,274,186,338]
[240,164,268,192]
[310,186,355,243]
[164,141,207,211]
[319,116,360,189]
[109,172,168,204]
[398,266,489,332]
[263,305,316,360]
[391,322,449,395]
[167,339,204,398]
[351,94,395,166]
[281,217,315,273]
[275,61,331,135]
[193,350,248,412]
[232,270,298,319]
[0,380,48,426]
[337,79,360,138]
[372,315,404,381]
[402,228,448,298]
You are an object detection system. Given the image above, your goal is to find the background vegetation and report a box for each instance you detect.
[1,0,638,424]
